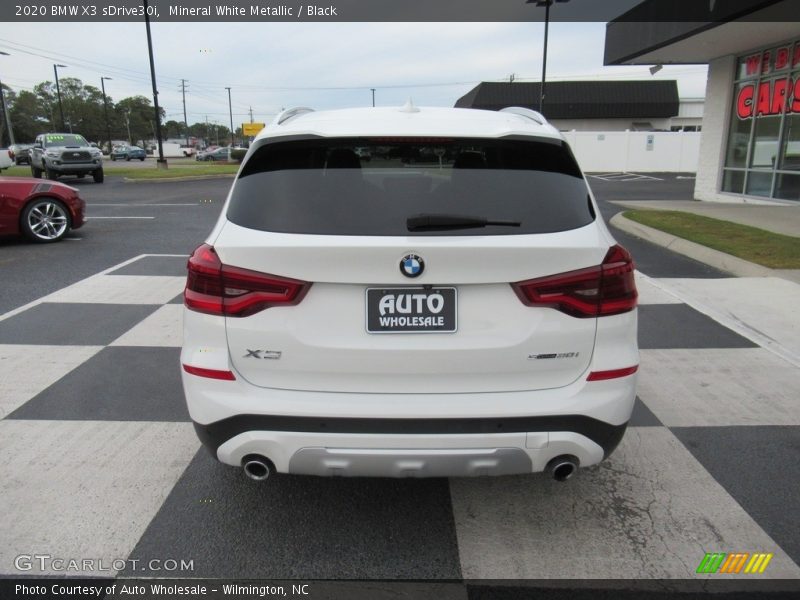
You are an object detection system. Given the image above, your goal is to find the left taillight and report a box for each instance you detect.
[184,243,311,317]
[511,244,638,318]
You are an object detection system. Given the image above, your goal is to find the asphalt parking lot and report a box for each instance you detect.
[0,173,798,595]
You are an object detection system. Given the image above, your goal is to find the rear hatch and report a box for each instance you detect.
[203,136,611,394]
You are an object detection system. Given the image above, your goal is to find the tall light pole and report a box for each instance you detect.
[527,0,570,115]
[53,63,67,130]
[371,88,375,107]
[143,0,166,167]
[0,51,14,145]
[225,87,234,146]
[100,77,112,155]
[180,79,189,147]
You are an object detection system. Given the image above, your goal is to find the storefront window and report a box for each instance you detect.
[722,169,745,194]
[749,115,781,168]
[745,171,774,197]
[724,83,753,168]
[775,173,800,201]
[724,39,800,201]
[779,114,800,170]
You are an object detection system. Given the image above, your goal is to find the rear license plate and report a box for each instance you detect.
[366,287,457,333]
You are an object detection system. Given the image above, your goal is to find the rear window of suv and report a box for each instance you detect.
[227,137,594,236]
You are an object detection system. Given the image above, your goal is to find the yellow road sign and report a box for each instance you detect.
[242,122,265,136]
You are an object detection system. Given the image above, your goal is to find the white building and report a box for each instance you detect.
[605,0,800,203]
[455,80,703,132]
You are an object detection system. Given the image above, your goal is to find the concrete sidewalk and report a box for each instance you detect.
[610,199,800,283]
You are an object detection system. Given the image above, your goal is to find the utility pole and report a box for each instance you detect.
[205,114,209,147]
[249,106,254,123]
[143,0,166,168]
[371,88,375,107]
[53,64,67,131]
[180,79,189,147]
[225,87,234,146]
[124,110,132,145]
[0,51,15,146]
[100,77,112,156]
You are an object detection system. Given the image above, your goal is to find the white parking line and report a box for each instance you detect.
[90,203,198,206]
[85,216,155,219]
[589,172,665,182]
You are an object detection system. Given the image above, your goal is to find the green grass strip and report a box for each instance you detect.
[624,209,800,269]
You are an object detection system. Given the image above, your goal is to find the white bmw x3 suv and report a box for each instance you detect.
[181,104,638,481]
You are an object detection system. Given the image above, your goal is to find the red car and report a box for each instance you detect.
[0,176,86,243]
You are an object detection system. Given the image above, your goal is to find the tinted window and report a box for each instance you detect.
[228,137,592,236]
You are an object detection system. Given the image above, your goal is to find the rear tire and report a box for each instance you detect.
[93,168,104,183]
[31,164,42,178]
[126,156,131,161]
[139,157,145,161]
[45,165,58,180]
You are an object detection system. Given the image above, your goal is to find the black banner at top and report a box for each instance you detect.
[1,0,797,23]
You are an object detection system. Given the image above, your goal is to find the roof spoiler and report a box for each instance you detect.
[499,106,547,125]
[275,107,315,125]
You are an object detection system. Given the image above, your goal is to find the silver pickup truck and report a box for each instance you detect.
[30,133,104,183]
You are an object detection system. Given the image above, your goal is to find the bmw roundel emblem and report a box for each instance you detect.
[400,254,424,278]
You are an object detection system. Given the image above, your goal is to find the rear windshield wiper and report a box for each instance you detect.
[407,213,521,231]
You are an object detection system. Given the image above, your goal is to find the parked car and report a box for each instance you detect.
[196,147,230,162]
[8,144,34,165]
[30,133,104,183]
[0,148,12,171]
[0,176,86,242]
[181,105,639,482]
[110,145,146,161]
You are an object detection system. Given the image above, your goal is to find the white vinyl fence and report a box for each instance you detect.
[561,130,701,173]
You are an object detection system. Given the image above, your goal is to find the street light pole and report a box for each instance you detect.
[53,63,67,130]
[225,87,234,146]
[100,77,112,156]
[143,0,166,167]
[528,0,570,116]
[371,88,375,107]
[0,51,14,145]
[540,1,549,114]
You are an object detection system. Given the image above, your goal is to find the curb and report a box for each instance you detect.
[609,212,777,278]
[122,174,235,184]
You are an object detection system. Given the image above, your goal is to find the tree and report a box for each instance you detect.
[114,96,165,146]
[6,89,50,142]
[163,120,183,140]
[0,83,14,145]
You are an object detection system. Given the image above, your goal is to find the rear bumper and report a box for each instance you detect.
[183,366,636,476]
[194,416,628,477]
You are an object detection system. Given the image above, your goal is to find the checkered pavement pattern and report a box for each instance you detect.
[0,254,798,581]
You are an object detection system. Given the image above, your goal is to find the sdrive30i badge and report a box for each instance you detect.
[400,254,424,278]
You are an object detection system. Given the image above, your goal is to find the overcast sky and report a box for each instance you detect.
[0,21,708,128]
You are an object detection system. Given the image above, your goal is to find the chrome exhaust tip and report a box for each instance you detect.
[546,455,579,482]
[242,455,272,481]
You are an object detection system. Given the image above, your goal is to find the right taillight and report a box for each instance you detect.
[511,244,637,318]
[184,243,311,317]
